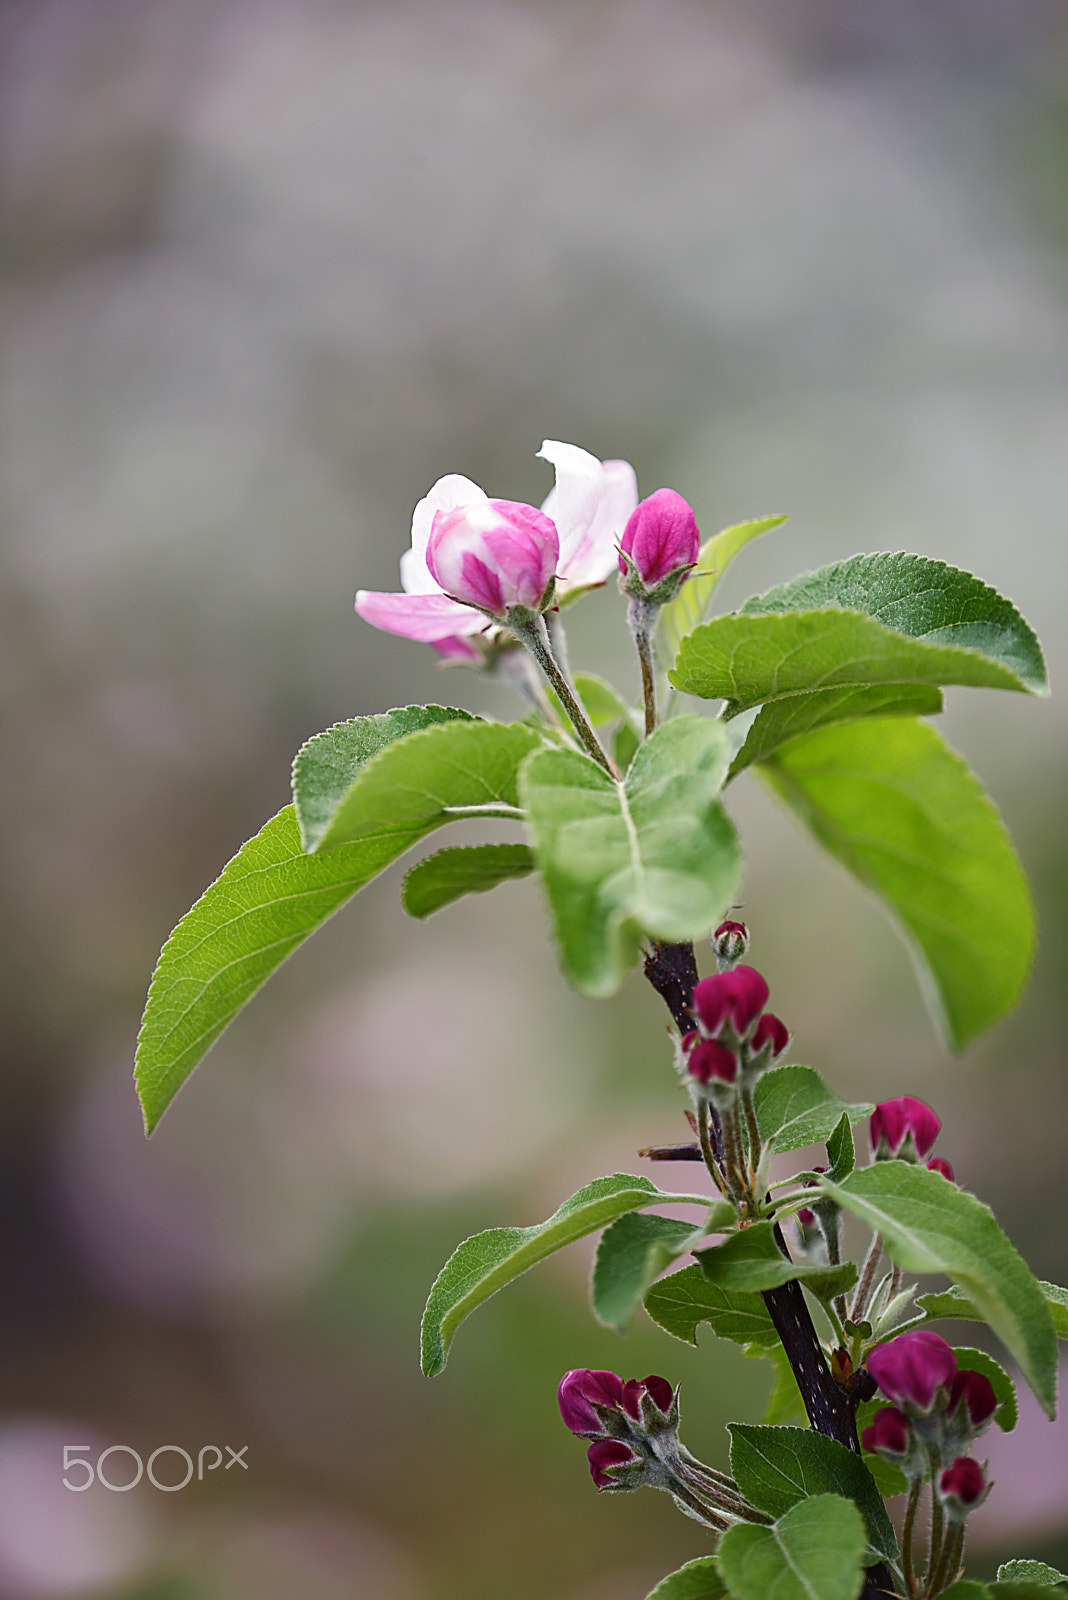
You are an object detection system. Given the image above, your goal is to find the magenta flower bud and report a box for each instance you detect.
[693,966,769,1037]
[587,1439,638,1488]
[869,1096,941,1162]
[861,1406,911,1458]
[948,1370,998,1429]
[680,1030,697,1053]
[557,1369,624,1437]
[711,920,750,970]
[927,1156,955,1182]
[797,1207,816,1227]
[620,1375,674,1421]
[751,1013,789,1060]
[427,499,559,617]
[688,1039,738,1086]
[866,1330,957,1413]
[618,489,699,590]
[938,1456,988,1515]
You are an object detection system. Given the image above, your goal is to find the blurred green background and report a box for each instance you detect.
[2,2,1067,1596]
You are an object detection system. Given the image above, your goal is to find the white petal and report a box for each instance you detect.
[536,441,605,575]
[402,473,488,594]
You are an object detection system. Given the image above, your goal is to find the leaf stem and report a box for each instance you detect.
[628,596,659,737]
[510,611,618,777]
[850,1231,885,1324]
[696,1101,729,1196]
[902,1479,922,1598]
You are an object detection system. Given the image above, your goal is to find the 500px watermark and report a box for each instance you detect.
[62,1444,248,1491]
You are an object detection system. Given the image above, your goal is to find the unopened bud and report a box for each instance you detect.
[587,1439,640,1489]
[948,1370,998,1431]
[866,1330,957,1414]
[688,1039,738,1087]
[869,1097,941,1162]
[937,1456,990,1519]
[558,1369,624,1438]
[621,1375,674,1422]
[750,1012,789,1062]
[927,1156,955,1182]
[617,489,699,602]
[693,966,769,1038]
[862,1406,910,1458]
[711,920,749,970]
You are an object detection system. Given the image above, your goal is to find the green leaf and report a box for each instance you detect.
[642,1558,727,1600]
[695,1222,857,1300]
[717,1494,866,1600]
[948,1346,1018,1431]
[672,552,1048,711]
[572,671,642,729]
[302,718,540,853]
[754,1065,873,1154]
[292,704,477,849]
[592,1208,731,1335]
[825,1114,856,1182]
[990,1587,1068,1599]
[727,683,944,777]
[659,514,788,667]
[752,1342,807,1425]
[997,1562,1068,1587]
[400,842,534,918]
[519,715,743,997]
[819,1161,1057,1415]
[919,1280,1068,1340]
[136,805,415,1133]
[938,1585,991,1600]
[643,1263,779,1350]
[756,717,1035,1048]
[420,1174,713,1377]
[728,1425,898,1566]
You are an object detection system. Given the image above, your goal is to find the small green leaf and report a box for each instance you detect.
[997,1562,1068,1587]
[757,717,1036,1049]
[401,842,534,918]
[672,552,1048,710]
[572,671,642,729]
[695,1221,857,1299]
[717,1494,866,1600]
[728,683,944,777]
[820,1162,1057,1415]
[643,1263,779,1350]
[728,1425,898,1566]
[292,704,476,849]
[659,514,788,667]
[520,715,743,997]
[592,1208,731,1335]
[938,1584,991,1599]
[420,1174,713,1376]
[754,1065,873,1154]
[305,718,541,853]
[919,1280,1068,1340]
[136,806,413,1132]
[949,1346,1018,1431]
[826,1114,856,1182]
[642,1557,727,1600]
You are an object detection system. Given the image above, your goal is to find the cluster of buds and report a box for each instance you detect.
[869,1097,956,1184]
[862,1331,994,1516]
[680,963,789,1106]
[556,1369,767,1531]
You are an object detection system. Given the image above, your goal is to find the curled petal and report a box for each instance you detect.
[401,473,488,595]
[354,589,485,643]
[538,440,638,590]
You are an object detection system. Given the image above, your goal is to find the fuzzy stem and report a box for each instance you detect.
[696,1101,729,1195]
[510,611,617,776]
[851,1231,885,1324]
[741,1080,762,1177]
[926,1515,964,1598]
[628,596,658,736]
[902,1479,922,1598]
[925,1454,945,1599]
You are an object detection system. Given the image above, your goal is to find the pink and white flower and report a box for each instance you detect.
[354,442,638,646]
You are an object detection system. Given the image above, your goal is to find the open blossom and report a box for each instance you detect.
[355,441,637,647]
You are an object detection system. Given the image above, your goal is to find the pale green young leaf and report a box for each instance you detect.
[717,1495,866,1600]
[826,1114,856,1181]
[757,718,1035,1048]
[918,1280,1068,1340]
[305,719,541,853]
[642,1558,727,1600]
[695,1221,857,1299]
[573,671,642,730]
[420,1174,714,1377]
[728,1425,898,1565]
[938,1584,991,1599]
[519,715,742,997]
[592,1208,731,1335]
[727,683,943,777]
[754,1064,873,1154]
[996,1561,1068,1587]
[659,514,788,666]
[136,806,415,1133]
[643,1263,779,1350]
[820,1161,1057,1415]
[949,1346,1018,1431]
[292,704,476,849]
[401,843,534,918]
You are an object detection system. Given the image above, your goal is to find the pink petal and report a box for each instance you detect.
[401,473,488,595]
[354,589,483,642]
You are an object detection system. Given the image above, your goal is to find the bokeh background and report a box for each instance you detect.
[2,2,1067,1596]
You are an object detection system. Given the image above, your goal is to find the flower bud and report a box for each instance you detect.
[693,966,769,1038]
[869,1097,941,1162]
[621,1375,674,1422]
[937,1456,989,1518]
[948,1370,997,1431]
[797,1207,816,1227]
[558,1369,624,1437]
[618,489,699,599]
[687,1039,738,1086]
[926,1156,955,1182]
[861,1406,911,1458]
[427,499,559,617]
[866,1330,957,1413]
[587,1439,639,1489]
[750,1013,789,1061]
[711,920,749,970]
